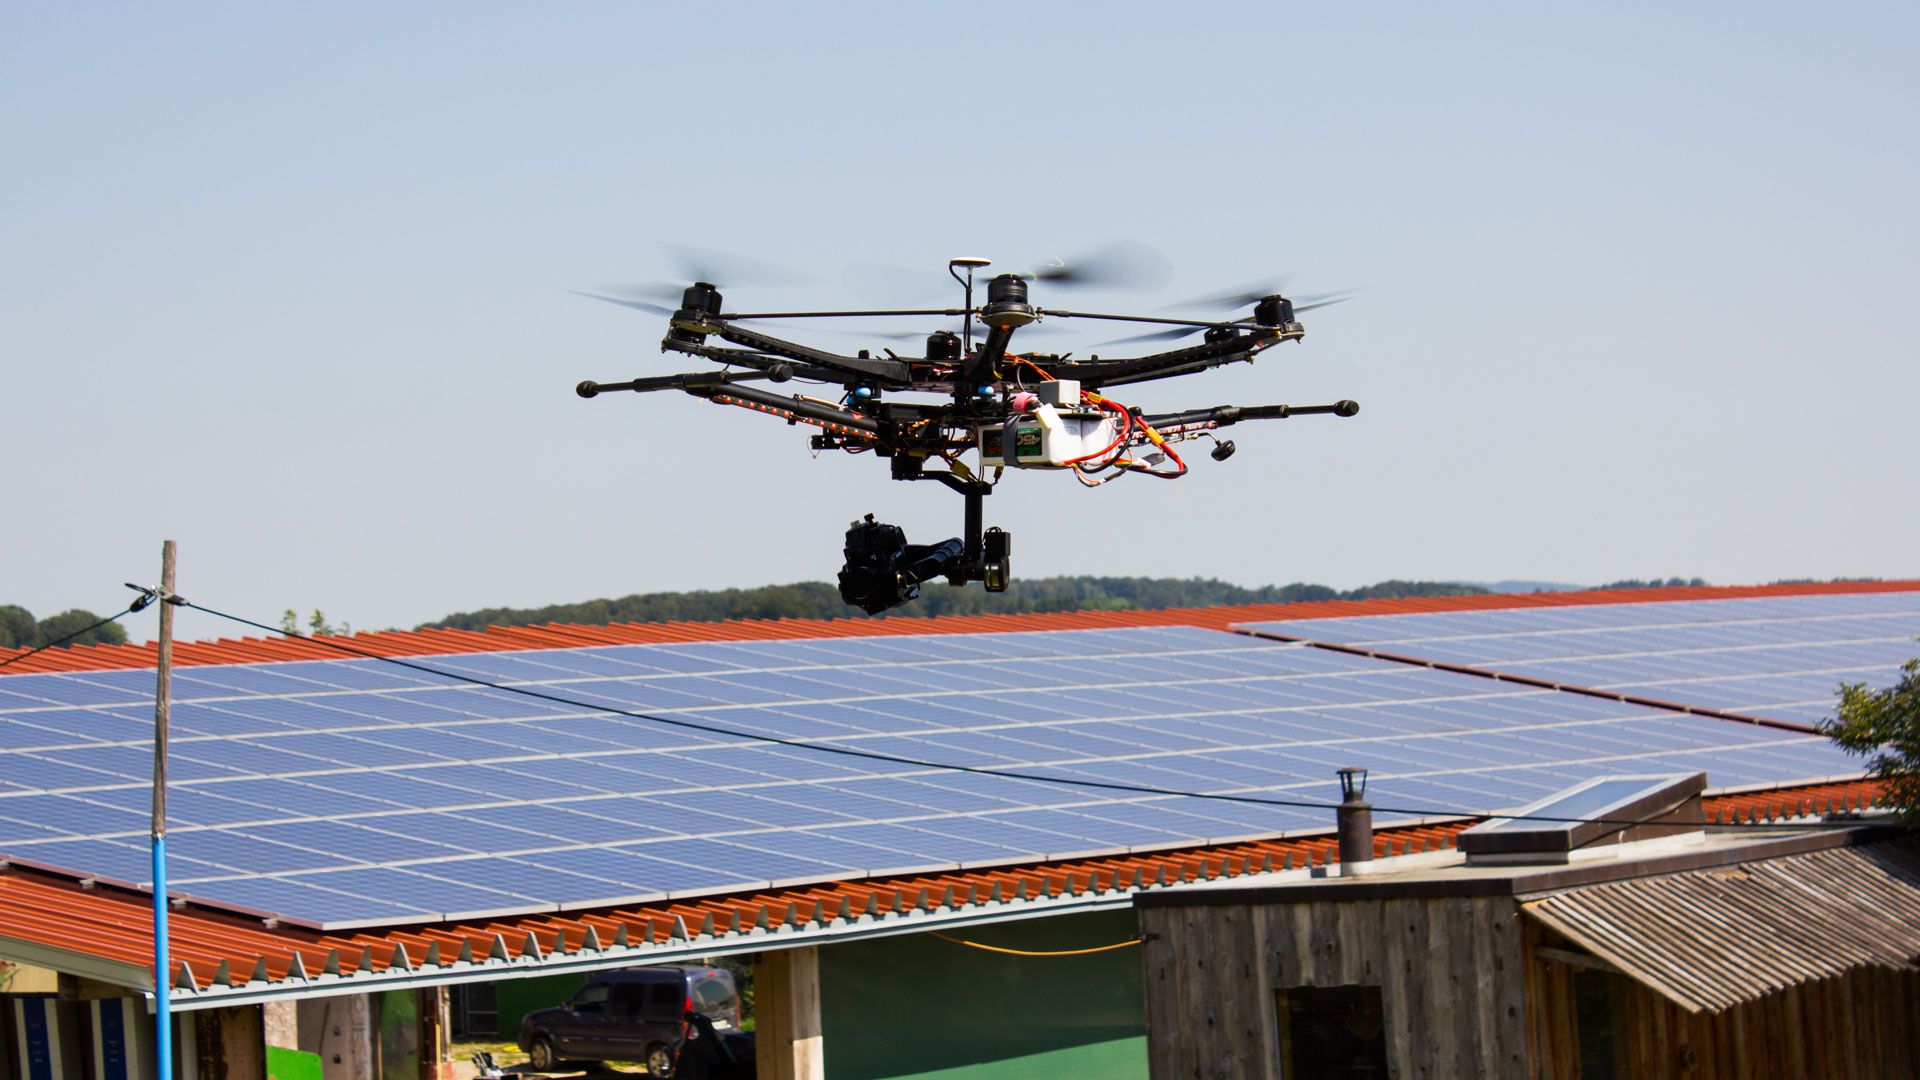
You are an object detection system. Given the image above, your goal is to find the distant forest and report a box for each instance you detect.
[0,605,129,650]
[424,577,1505,632]
[8,576,1887,650]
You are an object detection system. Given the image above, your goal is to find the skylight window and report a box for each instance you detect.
[1459,773,1707,863]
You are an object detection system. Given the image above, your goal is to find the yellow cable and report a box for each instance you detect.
[928,931,1142,956]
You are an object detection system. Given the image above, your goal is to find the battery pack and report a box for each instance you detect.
[979,405,1120,468]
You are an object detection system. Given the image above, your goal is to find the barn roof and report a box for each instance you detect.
[1522,835,1920,1012]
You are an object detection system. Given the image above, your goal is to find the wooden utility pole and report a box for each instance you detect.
[152,540,176,1080]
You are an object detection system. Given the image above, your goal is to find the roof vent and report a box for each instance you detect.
[1459,772,1707,865]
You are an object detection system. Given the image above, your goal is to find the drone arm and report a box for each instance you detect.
[1083,356,1251,389]
[700,322,911,386]
[1139,400,1360,433]
[685,382,883,434]
[960,323,1017,397]
[1048,329,1298,389]
[662,343,847,383]
[577,370,785,397]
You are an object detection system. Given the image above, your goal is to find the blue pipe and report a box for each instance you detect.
[153,835,171,1080]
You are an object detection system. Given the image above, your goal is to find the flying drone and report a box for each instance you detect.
[575,252,1359,614]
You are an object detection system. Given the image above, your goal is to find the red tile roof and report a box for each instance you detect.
[0,781,1881,1001]
[5,580,1915,675]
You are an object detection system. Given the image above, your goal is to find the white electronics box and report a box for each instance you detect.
[978,405,1120,468]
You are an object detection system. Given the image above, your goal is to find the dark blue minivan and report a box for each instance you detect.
[518,965,739,1076]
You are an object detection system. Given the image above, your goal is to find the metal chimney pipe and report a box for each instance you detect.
[1336,767,1374,874]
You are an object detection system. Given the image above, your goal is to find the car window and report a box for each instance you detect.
[609,983,646,1015]
[645,981,683,1020]
[573,983,611,1013]
[691,977,734,1013]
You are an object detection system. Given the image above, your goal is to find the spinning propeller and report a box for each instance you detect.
[1099,279,1357,346]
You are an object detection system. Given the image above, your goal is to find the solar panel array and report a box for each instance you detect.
[1239,591,1920,727]
[0,624,1862,928]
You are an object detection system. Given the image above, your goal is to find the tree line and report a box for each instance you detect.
[421,577,1495,633]
[0,605,129,650]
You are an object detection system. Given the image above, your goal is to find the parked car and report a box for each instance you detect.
[518,965,740,1076]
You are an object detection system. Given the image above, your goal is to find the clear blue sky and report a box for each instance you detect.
[6,3,1916,644]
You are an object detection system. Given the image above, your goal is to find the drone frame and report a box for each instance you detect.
[576,261,1359,611]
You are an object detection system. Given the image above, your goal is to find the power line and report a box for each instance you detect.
[172,598,1872,832]
[0,594,154,671]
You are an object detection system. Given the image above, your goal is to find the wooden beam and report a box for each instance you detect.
[755,947,824,1080]
[1535,946,1624,976]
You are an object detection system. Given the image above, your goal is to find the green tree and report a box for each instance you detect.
[27,609,129,649]
[0,606,37,650]
[420,577,1492,632]
[1591,577,1709,591]
[281,608,350,637]
[1823,650,1920,822]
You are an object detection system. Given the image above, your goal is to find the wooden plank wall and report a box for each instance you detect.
[1527,937,1920,1079]
[1146,897,1920,1080]
[1139,898,1529,1080]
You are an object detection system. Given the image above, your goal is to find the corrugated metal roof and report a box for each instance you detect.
[1522,827,1920,1013]
[4,579,1915,675]
[0,781,1880,1008]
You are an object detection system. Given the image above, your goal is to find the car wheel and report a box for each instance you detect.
[528,1036,559,1073]
[645,1042,676,1077]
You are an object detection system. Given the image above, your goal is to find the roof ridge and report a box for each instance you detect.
[5,579,1916,675]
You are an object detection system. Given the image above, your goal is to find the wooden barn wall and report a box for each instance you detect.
[1139,897,1529,1080]
[1527,921,1920,1080]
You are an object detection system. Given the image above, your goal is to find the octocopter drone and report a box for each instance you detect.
[576,251,1359,614]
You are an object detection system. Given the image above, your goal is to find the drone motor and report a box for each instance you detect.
[980,274,1038,329]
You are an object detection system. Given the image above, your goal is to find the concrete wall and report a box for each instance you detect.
[297,996,374,1080]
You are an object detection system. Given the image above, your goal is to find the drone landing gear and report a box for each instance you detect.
[836,471,1011,616]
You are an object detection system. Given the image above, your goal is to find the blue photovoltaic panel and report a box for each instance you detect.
[239,819,465,863]
[821,822,1036,865]
[1240,591,1920,725]
[0,620,1873,927]
[267,866,539,914]
[186,876,427,923]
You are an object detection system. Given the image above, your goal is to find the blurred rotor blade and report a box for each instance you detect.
[843,261,957,304]
[1015,240,1173,291]
[1008,321,1071,338]
[665,244,811,288]
[598,282,688,303]
[1295,295,1355,313]
[1163,277,1293,312]
[745,319,963,342]
[573,291,675,316]
[836,320,1072,343]
[1096,324,1209,347]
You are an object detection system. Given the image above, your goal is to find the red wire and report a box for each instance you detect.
[1062,395,1132,467]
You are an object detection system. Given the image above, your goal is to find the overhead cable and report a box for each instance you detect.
[0,591,158,671]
